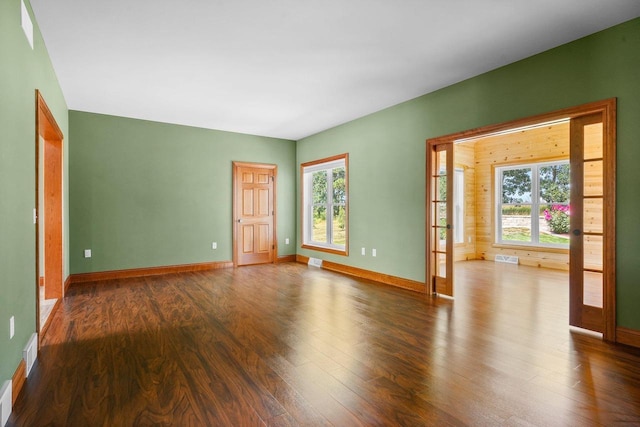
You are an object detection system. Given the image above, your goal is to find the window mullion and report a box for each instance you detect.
[531,165,539,245]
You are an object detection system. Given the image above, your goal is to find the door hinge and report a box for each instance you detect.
[272,210,274,216]
[270,175,274,182]
[272,245,275,249]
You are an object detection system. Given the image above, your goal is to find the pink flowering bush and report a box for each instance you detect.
[544,204,570,234]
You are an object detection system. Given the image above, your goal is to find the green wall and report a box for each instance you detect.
[69,112,296,273]
[0,0,69,382]
[297,18,640,330]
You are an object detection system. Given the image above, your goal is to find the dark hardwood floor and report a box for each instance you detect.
[9,261,640,426]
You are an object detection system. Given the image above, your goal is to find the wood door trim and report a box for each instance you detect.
[426,98,616,341]
[232,162,277,266]
[35,89,64,345]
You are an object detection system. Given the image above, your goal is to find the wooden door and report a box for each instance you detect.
[569,113,607,333]
[233,162,276,266]
[427,141,454,296]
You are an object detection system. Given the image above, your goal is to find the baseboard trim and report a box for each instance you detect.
[296,255,426,293]
[617,326,640,348]
[63,275,71,293]
[276,255,296,263]
[69,261,234,284]
[40,298,61,340]
[12,359,26,405]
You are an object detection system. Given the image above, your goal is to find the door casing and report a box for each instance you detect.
[35,90,64,342]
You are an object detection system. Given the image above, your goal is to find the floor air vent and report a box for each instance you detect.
[308,257,323,268]
[0,380,11,427]
[495,255,519,264]
[23,333,38,376]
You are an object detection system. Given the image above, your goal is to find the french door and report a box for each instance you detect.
[427,141,453,296]
[569,112,611,334]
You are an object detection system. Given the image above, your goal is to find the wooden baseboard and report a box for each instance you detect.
[617,326,640,348]
[40,298,61,340]
[276,254,296,263]
[69,261,234,284]
[12,359,26,405]
[63,275,71,293]
[295,255,427,293]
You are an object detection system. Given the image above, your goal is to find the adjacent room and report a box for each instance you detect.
[3,0,640,425]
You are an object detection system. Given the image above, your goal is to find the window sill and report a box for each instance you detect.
[492,243,569,254]
[301,244,348,256]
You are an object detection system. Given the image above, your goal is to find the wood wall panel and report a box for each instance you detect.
[469,122,571,270]
[454,143,477,261]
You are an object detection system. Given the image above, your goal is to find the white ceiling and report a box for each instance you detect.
[31,1,640,141]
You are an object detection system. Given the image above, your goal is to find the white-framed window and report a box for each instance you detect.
[496,160,570,248]
[301,154,348,255]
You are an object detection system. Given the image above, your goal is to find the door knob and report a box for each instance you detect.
[446,224,451,229]
[572,229,581,236]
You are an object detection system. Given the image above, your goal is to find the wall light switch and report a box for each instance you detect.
[84,249,91,258]
[285,238,290,245]
[361,247,366,256]
[9,316,14,339]
[372,249,377,257]
[212,242,217,250]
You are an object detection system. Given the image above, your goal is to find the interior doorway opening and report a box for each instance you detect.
[427,99,615,340]
[36,90,64,341]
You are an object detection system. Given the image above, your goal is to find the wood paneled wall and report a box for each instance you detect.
[456,122,570,270]
[454,143,477,261]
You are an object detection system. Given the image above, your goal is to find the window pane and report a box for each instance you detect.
[434,173,447,202]
[539,164,570,203]
[312,205,327,243]
[312,170,328,204]
[540,203,570,245]
[584,271,603,308]
[332,167,346,204]
[583,123,603,160]
[501,204,531,243]
[584,235,603,271]
[332,205,346,246]
[502,168,531,203]
[584,198,603,234]
[584,160,603,197]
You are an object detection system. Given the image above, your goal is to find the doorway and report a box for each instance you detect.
[35,90,64,340]
[426,99,616,340]
[232,162,277,266]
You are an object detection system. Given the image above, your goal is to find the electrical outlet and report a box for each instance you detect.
[372,249,377,257]
[9,316,14,339]
[285,238,290,245]
[84,249,92,258]
[211,242,217,250]
[361,247,365,256]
